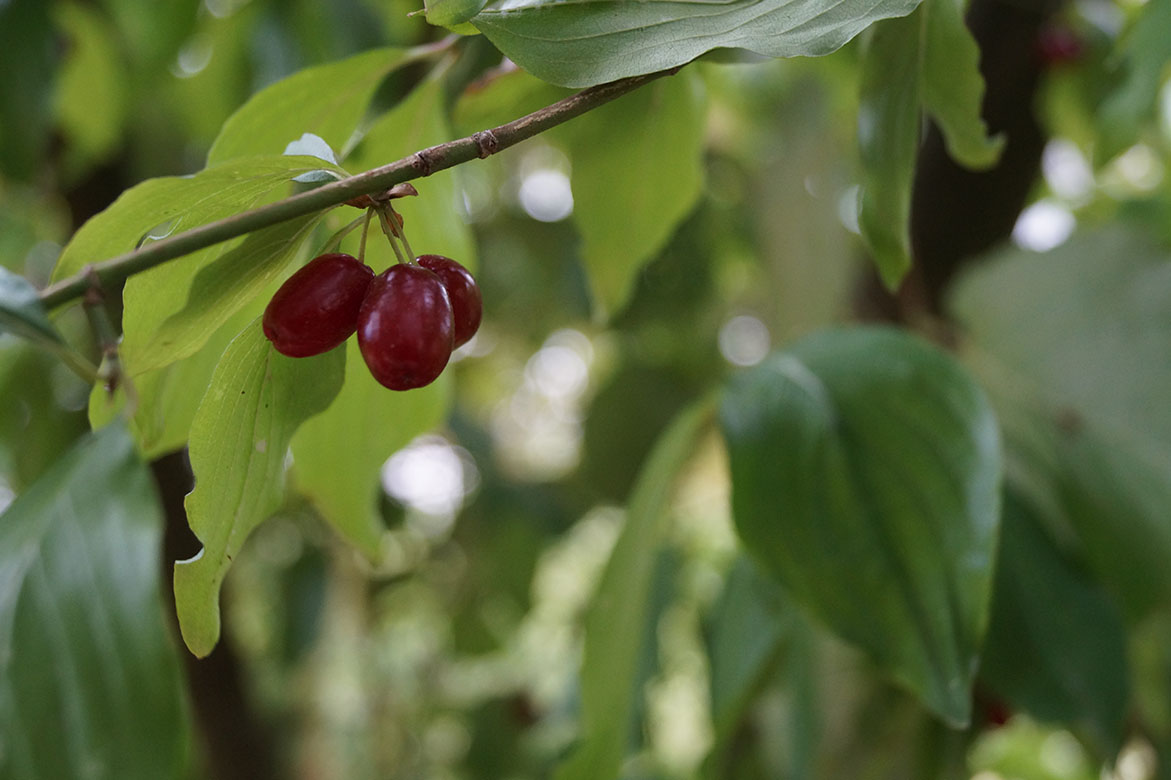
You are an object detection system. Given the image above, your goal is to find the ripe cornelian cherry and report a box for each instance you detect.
[357,264,454,390]
[415,254,482,348]
[263,253,375,357]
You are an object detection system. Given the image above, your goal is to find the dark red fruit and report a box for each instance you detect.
[415,254,482,348]
[357,264,454,390]
[263,253,374,357]
[1036,24,1085,68]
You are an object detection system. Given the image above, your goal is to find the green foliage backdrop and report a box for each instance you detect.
[1,0,1170,777]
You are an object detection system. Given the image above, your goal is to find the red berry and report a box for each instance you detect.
[357,264,454,390]
[1036,24,1085,67]
[415,254,482,348]
[263,253,374,357]
[980,697,1012,728]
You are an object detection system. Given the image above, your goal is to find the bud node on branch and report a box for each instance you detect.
[472,130,500,158]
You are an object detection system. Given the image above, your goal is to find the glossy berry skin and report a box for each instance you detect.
[357,264,454,390]
[415,254,482,348]
[263,253,374,357]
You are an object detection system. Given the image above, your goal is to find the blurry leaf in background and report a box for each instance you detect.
[0,0,57,182]
[1059,432,1171,614]
[979,490,1129,760]
[721,327,1002,726]
[723,71,860,346]
[0,344,91,492]
[857,15,921,289]
[555,399,713,780]
[583,364,701,503]
[470,0,923,88]
[207,46,424,165]
[291,340,451,556]
[951,228,1171,618]
[968,717,1102,780]
[921,0,1003,170]
[564,72,706,319]
[1129,612,1171,763]
[0,423,189,780]
[174,322,345,657]
[0,188,69,278]
[705,556,792,749]
[99,0,201,70]
[706,568,969,780]
[160,4,257,150]
[859,0,1001,288]
[52,2,129,181]
[0,268,65,347]
[1095,0,1171,163]
[424,0,488,32]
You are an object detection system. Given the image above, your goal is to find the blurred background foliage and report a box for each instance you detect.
[2,0,1171,777]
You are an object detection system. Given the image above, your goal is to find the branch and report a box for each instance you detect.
[40,67,678,310]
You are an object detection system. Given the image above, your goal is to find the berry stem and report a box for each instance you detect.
[384,202,415,260]
[358,208,373,265]
[376,209,409,265]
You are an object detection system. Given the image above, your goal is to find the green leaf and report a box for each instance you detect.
[0,0,56,180]
[101,0,199,69]
[123,211,325,375]
[0,186,68,274]
[979,491,1128,759]
[425,0,488,30]
[704,584,822,780]
[1059,431,1171,618]
[207,47,416,165]
[858,15,922,289]
[344,74,477,270]
[858,0,1002,288]
[0,271,89,379]
[720,326,1002,726]
[921,0,1003,169]
[285,133,341,170]
[0,423,189,779]
[52,154,345,377]
[89,302,262,458]
[554,398,713,780]
[52,1,129,177]
[470,0,923,88]
[291,340,451,556]
[0,267,63,345]
[950,228,1171,617]
[173,321,345,657]
[0,345,89,491]
[565,72,706,318]
[705,557,790,747]
[52,155,343,283]
[1096,0,1171,162]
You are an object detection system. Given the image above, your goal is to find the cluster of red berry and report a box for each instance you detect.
[262,250,481,390]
